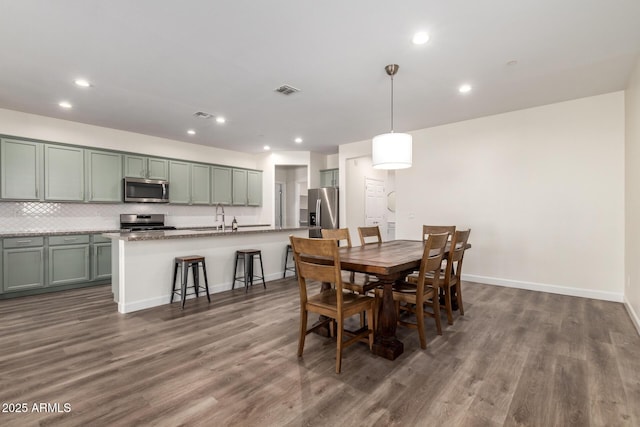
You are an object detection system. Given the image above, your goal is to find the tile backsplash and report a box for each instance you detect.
[0,202,262,233]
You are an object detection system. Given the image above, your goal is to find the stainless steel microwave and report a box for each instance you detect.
[123,177,169,203]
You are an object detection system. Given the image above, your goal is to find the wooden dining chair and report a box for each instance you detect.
[376,232,448,349]
[321,228,377,295]
[358,226,382,246]
[289,235,375,374]
[422,225,456,242]
[419,229,471,325]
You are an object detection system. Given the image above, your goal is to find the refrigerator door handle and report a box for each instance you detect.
[316,198,321,229]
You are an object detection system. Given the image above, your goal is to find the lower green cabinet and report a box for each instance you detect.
[3,247,45,292]
[1,233,111,297]
[49,244,90,286]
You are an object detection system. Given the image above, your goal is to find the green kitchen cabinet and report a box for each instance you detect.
[0,138,43,200]
[247,170,262,206]
[168,160,191,204]
[232,168,247,205]
[320,168,339,187]
[212,166,232,205]
[44,144,84,201]
[191,164,211,205]
[2,237,45,292]
[92,242,112,281]
[124,155,168,180]
[86,150,123,202]
[48,235,90,286]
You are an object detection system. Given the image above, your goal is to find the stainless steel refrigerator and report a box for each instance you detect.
[308,187,339,238]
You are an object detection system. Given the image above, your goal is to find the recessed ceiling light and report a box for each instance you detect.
[506,60,518,67]
[74,79,91,88]
[216,116,226,124]
[58,101,72,109]
[412,32,430,45]
[187,129,196,135]
[263,145,271,151]
[294,137,303,144]
[459,84,472,94]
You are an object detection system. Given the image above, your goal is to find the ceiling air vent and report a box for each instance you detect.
[193,111,214,119]
[274,84,300,95]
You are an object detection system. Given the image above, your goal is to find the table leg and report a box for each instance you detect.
[372,280,404,360]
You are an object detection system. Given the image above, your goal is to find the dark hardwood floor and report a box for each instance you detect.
[1,279,638,426]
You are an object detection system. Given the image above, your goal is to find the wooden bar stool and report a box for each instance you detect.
[282,244,296,278]
[233,249,266,292]
[171,255,210,309]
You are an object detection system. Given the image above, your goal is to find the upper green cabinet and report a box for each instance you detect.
[232,169,248,205]
[124,155,168,180]
[86,150,122,202]
[212,166,232,205]
[320,168,339,187]
[232,169,262,206]
[44,144,84,201]
[191,164,211,205]
[168,160,191,204]
[0,138,43,200]
[247,171,262,206]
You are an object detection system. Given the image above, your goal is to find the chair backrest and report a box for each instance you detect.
[422,225,456,242]
[415,233,449,294]
[321,228,352,248]
[289,235,345,308]
[358,226,382,246]
[444,229,471,278]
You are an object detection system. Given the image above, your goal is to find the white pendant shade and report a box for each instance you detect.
[372,132,412,169]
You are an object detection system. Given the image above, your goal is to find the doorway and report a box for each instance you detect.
[364,177,386,239]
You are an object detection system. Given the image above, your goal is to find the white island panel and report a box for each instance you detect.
[108,228,307,313]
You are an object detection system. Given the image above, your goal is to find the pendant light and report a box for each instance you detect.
[372,64,412,170]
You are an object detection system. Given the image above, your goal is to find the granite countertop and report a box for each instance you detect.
[0,224,281,239]
[102,226,308,241]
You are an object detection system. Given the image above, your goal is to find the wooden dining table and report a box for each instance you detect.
[336,239,470,360]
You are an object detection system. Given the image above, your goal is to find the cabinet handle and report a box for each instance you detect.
[63,237,78,241]
[16,240,32,244]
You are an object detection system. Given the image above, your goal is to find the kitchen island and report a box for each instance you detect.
[103,227,308,313]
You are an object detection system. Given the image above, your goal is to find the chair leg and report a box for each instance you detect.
[335,315,343,374]
[456,282,464,316]
[444,286,454,325]
[367,306,374,351]
[259,252,266,289]
[181,261,188,309]
[232,252,239,290]
[298,308,308,357]
[433,294,443,335]
[243,253,251,292]
[192,262,199,298]
[170,261,178,303]
[417,304,427,349]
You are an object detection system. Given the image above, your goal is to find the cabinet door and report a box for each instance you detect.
[48,244,90,286]
[212,167,232,205]
[191,164,211,205]
[169,160,191,204]
[3,247,45,291]
[86,150,122,202]
[232,169,247,205]
[123,155,146,178]
[147,158,168,180]
[92,243,112,280]
[332,169,339,187]
[44,144,84,201]
[247,170,262,206]
[1,138,42,200]
[320,170,332,187]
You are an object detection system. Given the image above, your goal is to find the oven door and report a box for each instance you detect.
[123,178,169,203]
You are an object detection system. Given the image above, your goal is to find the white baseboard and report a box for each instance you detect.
[623,297,640,336]
[462,274,624,303]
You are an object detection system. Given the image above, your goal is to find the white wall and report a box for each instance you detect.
[625,57,640,333]
[340,92,625,301]
[402,92,625,300]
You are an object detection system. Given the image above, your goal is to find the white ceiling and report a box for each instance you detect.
[1,1,639,154]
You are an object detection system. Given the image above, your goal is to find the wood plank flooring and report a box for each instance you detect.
[0,280,638,426]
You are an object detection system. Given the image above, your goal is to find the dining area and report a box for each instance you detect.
[289,225,472,373]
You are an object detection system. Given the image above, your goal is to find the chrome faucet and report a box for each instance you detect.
[215,203,226,231]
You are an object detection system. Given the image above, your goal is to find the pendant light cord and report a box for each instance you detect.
[390,74,394,133]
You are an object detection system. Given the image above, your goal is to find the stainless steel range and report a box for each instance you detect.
[120,214,176,232]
